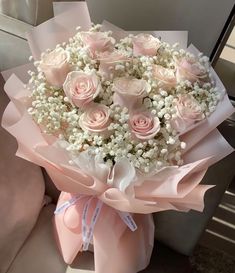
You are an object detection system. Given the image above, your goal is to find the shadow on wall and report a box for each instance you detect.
[200,187,235,257]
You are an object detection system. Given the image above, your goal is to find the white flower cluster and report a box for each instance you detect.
[27,25,220,173]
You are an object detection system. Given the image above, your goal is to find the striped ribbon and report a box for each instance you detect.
[54,195,137,250]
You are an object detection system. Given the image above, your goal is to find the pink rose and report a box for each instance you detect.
[171,94,204,133]
[132,34,161,56]
[80,32,114,58]
[152,65,177,88]
[63,71,101,108]
[129,112,160,140]
[98,50,128,80]
[39,48,70,87]
[176,58,208,83]
[79,104,111,135]
[113,77,151,110]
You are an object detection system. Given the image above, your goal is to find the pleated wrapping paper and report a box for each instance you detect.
[1,2,234,273]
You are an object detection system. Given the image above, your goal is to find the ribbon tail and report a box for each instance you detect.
[93,205,155,273]
[54,192,83,264]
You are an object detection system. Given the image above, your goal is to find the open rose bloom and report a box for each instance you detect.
[1,3,235,273]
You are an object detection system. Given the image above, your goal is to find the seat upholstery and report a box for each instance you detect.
[0,0,54,26]
[7,205,67,273]
[0,75,45,273]
[0,15,31,71]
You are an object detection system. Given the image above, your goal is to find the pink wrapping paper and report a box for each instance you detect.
[1,62,35,82]
[26,2,91,60]
[1,2,234,273]
[2,71,234,273]
[55,192,154,272]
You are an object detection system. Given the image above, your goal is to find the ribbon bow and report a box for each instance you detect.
[55,194,137,251]
[53,192,154,273]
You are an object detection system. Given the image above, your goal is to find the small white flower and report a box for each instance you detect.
[28,25,219,175]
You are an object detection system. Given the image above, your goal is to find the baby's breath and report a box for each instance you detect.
[28,25,220,173]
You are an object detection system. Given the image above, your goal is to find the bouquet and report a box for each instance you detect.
[2,3,234,273]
